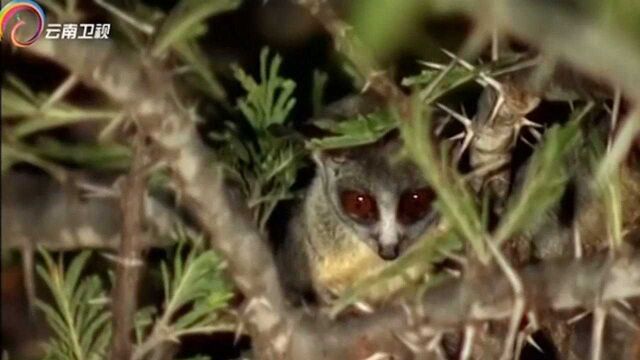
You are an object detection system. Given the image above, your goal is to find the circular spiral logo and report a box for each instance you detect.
[0,0,46,47]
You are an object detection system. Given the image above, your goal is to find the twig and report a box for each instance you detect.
[40,74,78,111]
[484,236,525,360]
[294,0,406,104]
[110,133,149,360]
[93,0,155,35]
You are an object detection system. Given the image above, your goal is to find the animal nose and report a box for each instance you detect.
[378,243,400,260]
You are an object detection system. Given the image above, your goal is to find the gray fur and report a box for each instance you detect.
[277,140,439,303]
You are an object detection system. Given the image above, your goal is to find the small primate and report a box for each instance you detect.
[277,97,440,304]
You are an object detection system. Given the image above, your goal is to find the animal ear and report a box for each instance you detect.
[312,148,349,174]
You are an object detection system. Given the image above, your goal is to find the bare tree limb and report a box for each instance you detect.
[110,133,149,360]
[1,171,181,251]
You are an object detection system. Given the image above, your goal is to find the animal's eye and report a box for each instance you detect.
[340,190,378,224]
[397,187,435,225]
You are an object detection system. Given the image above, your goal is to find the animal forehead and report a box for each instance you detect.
[337,153,424,189]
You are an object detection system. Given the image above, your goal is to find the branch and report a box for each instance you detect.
[1,171,182,251]
[110,134,150,360]
[294,0,406,104]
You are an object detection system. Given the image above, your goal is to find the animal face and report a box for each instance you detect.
[315,140,438,260]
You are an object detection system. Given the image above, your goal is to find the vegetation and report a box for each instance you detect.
[2,0,640,359]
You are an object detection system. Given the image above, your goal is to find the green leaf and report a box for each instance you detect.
[135,239,232,360]
[174,41,227,101]
[218,47,303,230]
[35,249,110,360]
[134,306,157,345]
[1,143,68,182]
[32,138,131,170]
[233,48,297,131]
[12,109,117,139]
[63,251,92,297]
[153,0,242,56]
[309,112,397,150]
[1,94,38,119]
[80,310,111,353]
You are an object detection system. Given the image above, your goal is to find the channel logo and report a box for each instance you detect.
[0,0,46,47]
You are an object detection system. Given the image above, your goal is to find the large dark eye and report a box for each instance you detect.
[340,190,378,224]
[397,187,435,225]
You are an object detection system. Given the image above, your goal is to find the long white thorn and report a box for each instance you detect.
[459,325,475,360]
[567,310,591,325]
[590,305,607,360]
[526,335,544,353]
[436,103,472,126]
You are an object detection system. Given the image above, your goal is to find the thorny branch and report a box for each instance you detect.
[458,0,640,103]
[17,34,640,359]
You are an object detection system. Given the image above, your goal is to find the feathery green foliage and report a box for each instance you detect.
[233,48,297,132]
[152,0,242,56]
[214,48,303,230]
[1,76,128,176]
[35,250,111,360]
[34,231,232,360]
[151,0,242,101]
[2,76,118,139]
[158,244,232,334]
[132,232,233,360]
